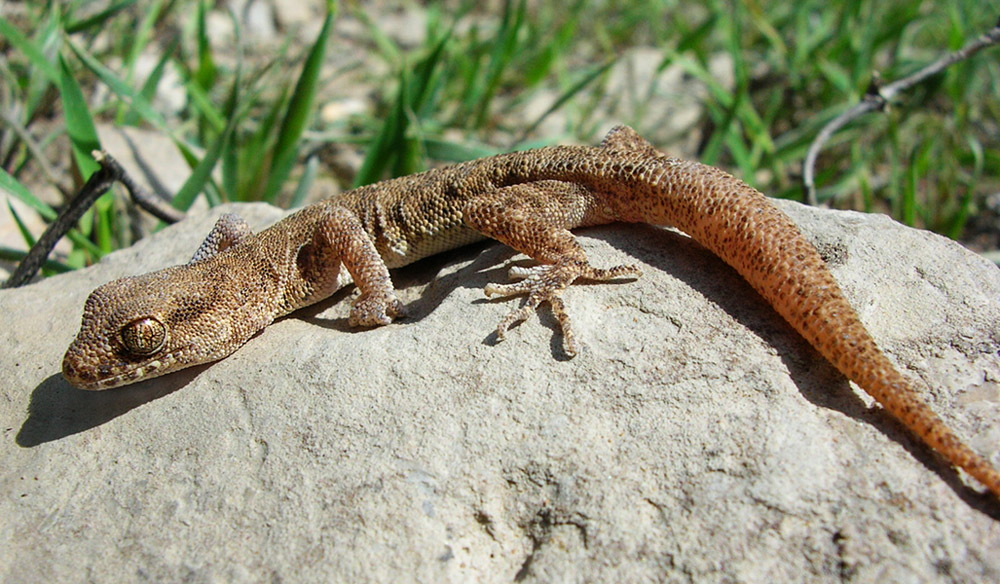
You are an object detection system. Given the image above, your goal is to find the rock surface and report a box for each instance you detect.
[2,200,999,582]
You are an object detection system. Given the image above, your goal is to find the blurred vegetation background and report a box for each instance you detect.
[1,0,998,278]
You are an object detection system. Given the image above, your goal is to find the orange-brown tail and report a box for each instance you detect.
[649,158,1000,499]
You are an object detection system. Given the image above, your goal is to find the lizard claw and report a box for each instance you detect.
[349,292,405,327]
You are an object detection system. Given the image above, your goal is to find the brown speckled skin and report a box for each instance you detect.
[63,126,999,499]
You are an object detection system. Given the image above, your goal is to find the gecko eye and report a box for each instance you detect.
[120,317,167,356]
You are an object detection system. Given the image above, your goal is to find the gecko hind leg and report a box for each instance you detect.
[463,180,641,356]
[485,260,641,356]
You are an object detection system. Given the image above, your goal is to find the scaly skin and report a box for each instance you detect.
[63,126,1000,500]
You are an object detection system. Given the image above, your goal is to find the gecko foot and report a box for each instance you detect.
[349,291,405,327]
[485,261,642,356]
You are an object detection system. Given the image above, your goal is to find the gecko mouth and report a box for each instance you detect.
[62,348,186,390]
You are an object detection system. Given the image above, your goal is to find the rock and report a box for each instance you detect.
[2,200,999,582]
[243,0,278,40]
[271,0,325,32]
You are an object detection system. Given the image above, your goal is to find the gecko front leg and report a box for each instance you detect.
[463,180,641,356]
[323,206,405,327]
[286,204,405,327]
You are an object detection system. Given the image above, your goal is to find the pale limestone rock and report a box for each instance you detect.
[1,200,999,582]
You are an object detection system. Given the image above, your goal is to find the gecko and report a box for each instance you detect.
[62,125,1000,500]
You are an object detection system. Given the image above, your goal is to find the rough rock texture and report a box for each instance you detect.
[2,200,999,582]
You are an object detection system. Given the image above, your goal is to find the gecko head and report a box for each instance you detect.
[63,264,266,390]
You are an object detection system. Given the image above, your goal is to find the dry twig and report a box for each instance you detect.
[803,20,1000,206]
[3,151,185,288]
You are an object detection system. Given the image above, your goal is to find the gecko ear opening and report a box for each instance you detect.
[120,317,168,356]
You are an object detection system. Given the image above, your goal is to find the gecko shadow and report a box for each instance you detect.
[17,363,207,447]
[295,239,500,332]
[580,223,1000,517]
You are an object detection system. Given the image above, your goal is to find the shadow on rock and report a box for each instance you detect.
[16,367,201,447]
[591,223,1000,517]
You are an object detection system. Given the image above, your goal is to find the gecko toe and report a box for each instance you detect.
[349,292,404,327]
[487,262,581,355]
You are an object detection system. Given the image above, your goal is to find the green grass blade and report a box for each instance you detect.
[946,136,983,239]
[0,247,73,274]
[65,0,139,33]
[261,3,336,203]
[170,79,244,211]
[423,137,500,162]
[288,154,319,208]
[58,52,101,178]
[354,30,450,186]
[0,15,60,83]
[117,0,165,117]
[123,35,178,126]
[354,78,409,187]
[94,193,115,254]
[700,101,734,167]
[522,0,582,87]
[221,134,239,203]
[902,144,919,227]
[194,0,218,92]
[390,94,424,178]
[66,37,169,132]
[0,168,57,221]
[353,8,402,65]
[387,33,451,177]
[170,128,229,212]
[676,13,717,53]
[0,169,105,258]
[409,29,451,117]
[521,60,613,139]
[818,59,852,94]
[180,74,227,133]
[220,12,245,202]
[238,82,289,201]
[6,199,38,248]
[25,10,64,119]
[66,230,104,258]
[471,0,526,128]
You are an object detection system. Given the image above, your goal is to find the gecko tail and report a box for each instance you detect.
[865,370,1000,498]
[638,156,1000,499]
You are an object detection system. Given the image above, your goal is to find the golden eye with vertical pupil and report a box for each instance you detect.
[119,317,167,356]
